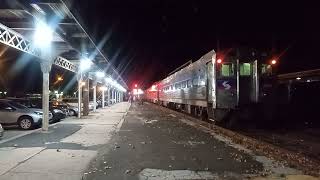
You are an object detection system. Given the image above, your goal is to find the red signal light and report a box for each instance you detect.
[134,84,138,88]
[217,59,222,64]
[271,59,277,65]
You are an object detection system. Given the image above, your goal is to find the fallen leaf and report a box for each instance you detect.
[125,170,131,174]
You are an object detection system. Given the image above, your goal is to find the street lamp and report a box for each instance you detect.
[57,76,63,81]
[33,20,54,132]
[80,57,92,71]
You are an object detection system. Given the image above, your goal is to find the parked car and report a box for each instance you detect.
[51,101,78,116]
[0,123,3,138]
[62,98,97,111]
[7,97,64,123]
[0,99,47,130]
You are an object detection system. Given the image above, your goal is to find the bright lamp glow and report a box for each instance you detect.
[105,77,113,84]
[217,59,222,63]
[80,58,92,71]
[271,59,277,65]
[99,86,107,91]
[150,85,157,92]
[96,71,105,78]
[33,21,53,47]
[133,88,143,95]
[105,77,126,92]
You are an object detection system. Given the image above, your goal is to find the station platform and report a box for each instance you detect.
[0,102,130,180]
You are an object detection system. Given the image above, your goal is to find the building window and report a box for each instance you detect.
[240,63,251,76]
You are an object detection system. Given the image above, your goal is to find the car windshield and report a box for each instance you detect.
[8,101,28,109]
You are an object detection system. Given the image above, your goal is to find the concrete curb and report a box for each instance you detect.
[116,102,131,132]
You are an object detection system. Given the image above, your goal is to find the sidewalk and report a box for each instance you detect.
[0,102,131,180]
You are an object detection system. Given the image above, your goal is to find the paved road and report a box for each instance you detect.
[84,103,302,180]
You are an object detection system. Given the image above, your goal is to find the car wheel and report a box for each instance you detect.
[18,116,34,130]
[69,110,76,116]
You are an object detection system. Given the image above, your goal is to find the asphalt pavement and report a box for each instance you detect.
[0,102,316,180]
[83,102,304,180]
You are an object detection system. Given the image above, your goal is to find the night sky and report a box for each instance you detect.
[70,0,319,88]
[0,0,319,93]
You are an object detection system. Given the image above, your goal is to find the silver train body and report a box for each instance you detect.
[145,49,274,127]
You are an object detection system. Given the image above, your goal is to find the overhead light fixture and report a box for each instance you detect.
[96,71,105,78]
[105,77,126,92]
[79,57,92,71]
[33,21,53,47]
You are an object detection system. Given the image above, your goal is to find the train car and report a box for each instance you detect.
[146,48,276,128]
[144,82,160,103]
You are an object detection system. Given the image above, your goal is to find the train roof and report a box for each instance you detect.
[163,49,216,81]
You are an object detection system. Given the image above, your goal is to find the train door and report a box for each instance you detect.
[206,61,216,119]
[239,62,252,105]
[206,61,216,106]
[216,60,237,109]
[238,60,259,105]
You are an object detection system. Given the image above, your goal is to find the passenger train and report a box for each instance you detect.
[145,48,276,128]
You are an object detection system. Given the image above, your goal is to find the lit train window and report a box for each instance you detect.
[240,63,251,76]
[199,75,206,86]
[220,63,234,77]
[261,64,272,75]
[175,83,181,89]
[182,81,187,88]
[192,78,198,86]
[187,79,192,88]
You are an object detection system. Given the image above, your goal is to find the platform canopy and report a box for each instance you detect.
[0,0,127,89]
